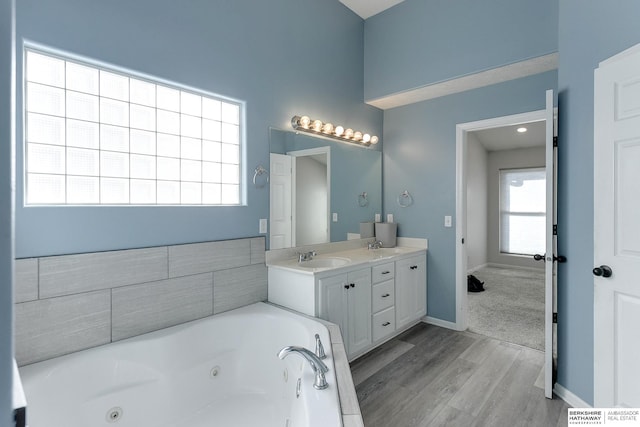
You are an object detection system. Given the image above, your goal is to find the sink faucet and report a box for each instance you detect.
[368,240,383,250]
[297,251,317,262]
[278,346,329,390]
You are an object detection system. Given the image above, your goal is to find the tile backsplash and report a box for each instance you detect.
[14,237,266,366]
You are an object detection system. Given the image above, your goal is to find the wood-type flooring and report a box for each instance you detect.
[351,323,570,427]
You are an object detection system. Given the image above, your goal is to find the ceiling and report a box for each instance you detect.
[472,121,546,152]
[339,0,405,19]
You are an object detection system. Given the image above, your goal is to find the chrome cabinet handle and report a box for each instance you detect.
[382,322,391,326]
[381,271,390,275]
[381,293,390,298]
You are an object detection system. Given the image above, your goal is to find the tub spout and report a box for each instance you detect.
[278,346,329,390]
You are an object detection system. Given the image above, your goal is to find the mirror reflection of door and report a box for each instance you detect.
[269,147,330,249]
[291,147,330,246]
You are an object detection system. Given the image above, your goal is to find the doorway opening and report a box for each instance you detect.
[465,120,546,351]
[456,97,557,399]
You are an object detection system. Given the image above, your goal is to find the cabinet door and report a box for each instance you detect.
[346,268,372,356]
[395,254,427,328]
[318,274,348,336]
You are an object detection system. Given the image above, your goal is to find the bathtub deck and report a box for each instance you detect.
[351,323,570,427]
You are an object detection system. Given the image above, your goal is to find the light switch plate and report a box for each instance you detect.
[444,215,452,227]
[332,213,338,222]
[387,214,394,223]
[375,213,381,222]
[259,218,268,234]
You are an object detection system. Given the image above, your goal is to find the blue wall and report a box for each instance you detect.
[1,0,14,422]
[556,0,640,406]
[383,71,557,322]
[15,0,382,258]
[364,0,558,100]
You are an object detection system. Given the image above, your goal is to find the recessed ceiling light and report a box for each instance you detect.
[517,127,528,133]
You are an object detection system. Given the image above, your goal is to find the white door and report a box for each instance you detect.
[594,43,640,408]
[543,89,556,399]
[269,153,292,249]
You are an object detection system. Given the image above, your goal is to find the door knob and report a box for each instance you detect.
[593,265,612,278]
[533,254,567,263]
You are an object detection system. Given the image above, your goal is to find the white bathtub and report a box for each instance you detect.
[19,302,342,427]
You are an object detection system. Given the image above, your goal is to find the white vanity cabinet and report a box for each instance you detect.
[318,268,372,356]
[395,253,427,329]
[267,246,427,360]
[371,262,396,343]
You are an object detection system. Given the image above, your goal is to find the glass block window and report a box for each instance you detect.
[24,49,243,205]
[499,168,546,256]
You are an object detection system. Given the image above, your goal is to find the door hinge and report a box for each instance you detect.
[553,224,558,235]
[553,312,558,323]
[553,136,558,147]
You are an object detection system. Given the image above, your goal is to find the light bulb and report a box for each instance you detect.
[353,131,363,141]
[312,119,323,132]
[299,116,311,129]
[334,125,344,137]
[322,122,334,134]
[344,128,354,139]
[363,133,371,143]
[370,135,379,144]
[517,127,527,133]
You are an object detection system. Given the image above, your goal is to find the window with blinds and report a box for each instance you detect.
[499,168,546,256]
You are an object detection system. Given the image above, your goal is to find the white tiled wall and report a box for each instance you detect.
[14,237,266,366]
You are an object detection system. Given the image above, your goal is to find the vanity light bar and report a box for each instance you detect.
[291,115,379,147]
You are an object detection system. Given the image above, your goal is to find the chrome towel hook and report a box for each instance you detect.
[397,190,413,208]
[358,192,369,207]
[253,165,269,188]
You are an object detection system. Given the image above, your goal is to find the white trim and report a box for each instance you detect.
[598,42,640,67]
[367,53,558,110]
[455,109,549,333]
[287,147,331,247]
[424,316,464,331]
[554,383,591,408]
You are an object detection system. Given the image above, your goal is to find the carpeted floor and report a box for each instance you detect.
[467,266,544,351]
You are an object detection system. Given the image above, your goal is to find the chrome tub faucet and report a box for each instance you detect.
[278,346,329,390]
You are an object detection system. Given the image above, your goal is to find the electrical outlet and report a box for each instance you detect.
[332,213,338,222]
[259,218,268,234]
[387,214,394,223]
[375,213,381,222]
[444,215,452,227]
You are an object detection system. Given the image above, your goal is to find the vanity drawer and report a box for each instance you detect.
[372,262,395,283]
[372,307,396,342]
[372,280,395,313]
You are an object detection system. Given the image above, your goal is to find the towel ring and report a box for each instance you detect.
[253,165,269,188]
[397,190,413,208]
[358,192,369,207]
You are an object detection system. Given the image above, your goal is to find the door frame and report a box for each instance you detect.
[455,109,549,331]
[288,146,331,246]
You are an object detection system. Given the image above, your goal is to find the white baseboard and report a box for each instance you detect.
[554,383,591,408]
[424,316,464,331]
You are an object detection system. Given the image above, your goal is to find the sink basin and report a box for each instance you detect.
[298,257,351,269]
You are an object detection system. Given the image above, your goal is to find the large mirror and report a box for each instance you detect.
[269,127,382,249]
